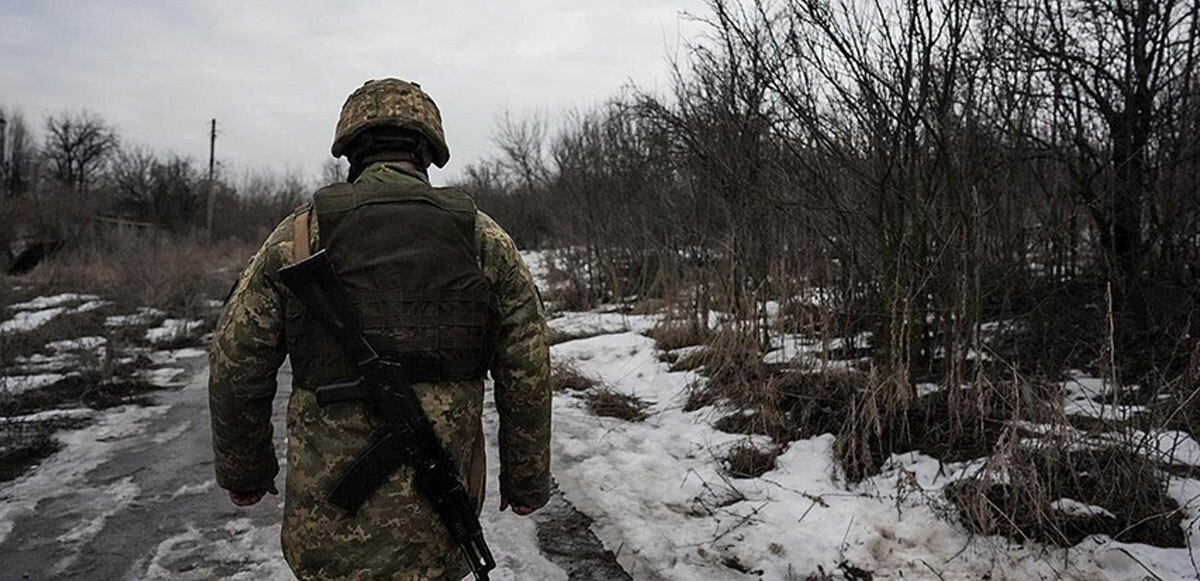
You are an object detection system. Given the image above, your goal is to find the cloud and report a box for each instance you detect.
[1,0,705,183]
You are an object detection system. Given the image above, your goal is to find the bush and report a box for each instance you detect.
[584,387,650,422]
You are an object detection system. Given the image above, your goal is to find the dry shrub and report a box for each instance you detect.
[648,320,708,352]
[542,250,598,312]
[674,327,761,375]
[0,309,110,366]
[23,234,254,315]
[0,370,159,417]
[0,421,63,483]
[627,297,668,315]
[696,351,1035,483]
[723,442,779,478]
[712,370,866,442]
[584,387,650,421]
[546,326,626,346]
[947,445,1184,548]
[550,361,597,392]
[834,373,1039,482]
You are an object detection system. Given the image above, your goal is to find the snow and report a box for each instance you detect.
[6,268,1199,579]
[145,319,204,344]
[0,306,67,334]
[10,353,77,373]
[1052,498,1117,519]
[545,325,1200,580]
[144,347,208,367]
[481,385,571,581]
[105,307,167,328]
[0,404,168,545]
[8,293,100,311]
[4,408,95,423]
[136,521,292,581]
[45,336,108,352]
[765,332,872,366]
[519,250,551,290]
[547,309,659,338]
[70,299,111,314]
[140,367,187,387]
[52,477,140,575]
[1062,372,1146,420]
[0,296,112,335]
[0,372,69,394]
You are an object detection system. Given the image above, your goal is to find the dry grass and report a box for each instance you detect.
[0,421,62,483]
[947,444,1184,548]
[542,250,598,312]
[550,361,598,392]
[673,327,762,375]
[547,327,625,346]
[17,234,254,316]
[723,442,779,478]
[0,309,110,367]
[647,320,708,352]
[584,387,650,421]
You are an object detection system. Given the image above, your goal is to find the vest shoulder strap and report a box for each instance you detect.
[292,203,312,261]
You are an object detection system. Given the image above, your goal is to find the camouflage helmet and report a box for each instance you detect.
[331,78,450,168]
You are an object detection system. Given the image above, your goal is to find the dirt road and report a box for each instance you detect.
[0,354,629,580]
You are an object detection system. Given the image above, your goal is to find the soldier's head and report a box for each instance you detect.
[332,78,450,180]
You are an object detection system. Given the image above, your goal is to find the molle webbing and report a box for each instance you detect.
[285,182,492,389]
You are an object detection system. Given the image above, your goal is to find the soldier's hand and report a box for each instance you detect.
[499,495,535,516]
[229,483,279,507]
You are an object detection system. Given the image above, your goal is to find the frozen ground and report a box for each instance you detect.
[541,315,1200,580]
[5,254,1200,580]
[0,358,620,580]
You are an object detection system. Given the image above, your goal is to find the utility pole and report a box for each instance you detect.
[205,118,217,240]
[0,112,7,194]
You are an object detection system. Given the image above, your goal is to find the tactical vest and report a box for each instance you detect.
[285,181,493,390]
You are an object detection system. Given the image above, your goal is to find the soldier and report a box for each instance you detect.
[208,78,552,580]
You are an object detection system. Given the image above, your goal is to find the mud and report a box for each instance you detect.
[533,482,633,581]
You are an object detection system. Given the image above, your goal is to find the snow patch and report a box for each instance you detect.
[145,319,204,344]
[140,367,187,387]
[169,479,216,499]
[46,336,108,353]
[147,348,208,366]
[1052,498,1116,520]
[8,294,100,311]
[0,373,69,394]
[546,328,1187,580]
[1062,373,1145,420]
[4,408,95,423]
[105,307,167,328]
[0,307,67,334]
[548,310,659,339]
[0,404,168,545]
[52,477,140,575]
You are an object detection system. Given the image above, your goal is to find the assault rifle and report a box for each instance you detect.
[278,250,496,581]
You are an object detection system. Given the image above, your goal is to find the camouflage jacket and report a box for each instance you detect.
[208,162,551,581]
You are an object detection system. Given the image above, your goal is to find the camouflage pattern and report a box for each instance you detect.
[332,79,451,168]
[209,162,550,580]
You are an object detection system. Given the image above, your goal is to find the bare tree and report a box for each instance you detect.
[320,158,349,185]
[1,110,37,197]
[43,110,119,193]
[110,146,159,221]
[993,0,1200,375]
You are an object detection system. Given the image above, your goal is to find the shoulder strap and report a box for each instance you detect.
[293,205,312,261]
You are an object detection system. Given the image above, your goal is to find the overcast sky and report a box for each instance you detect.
[1,0,707,183]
